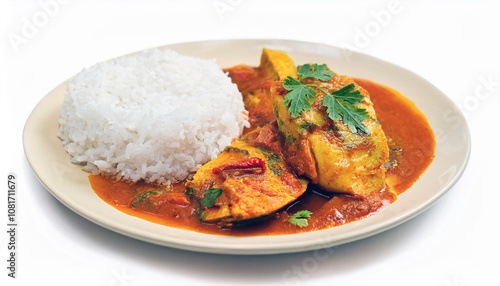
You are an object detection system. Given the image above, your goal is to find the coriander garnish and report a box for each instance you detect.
[130,190,157,208]
[283,64,333,117]
[200,187,223,208]
[286,134,297,143]
[297,63,335,82]
[267,154,282,176]
[287,210,313,227]
[224,147,249,155]
[323,83,370,134]
[283,77,318,118]
[282,64,371,134]
[184,188,194,197]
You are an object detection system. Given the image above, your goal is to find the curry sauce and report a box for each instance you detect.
[90,77,435,236]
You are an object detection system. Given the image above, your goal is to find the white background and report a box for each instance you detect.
[1,0,499,285]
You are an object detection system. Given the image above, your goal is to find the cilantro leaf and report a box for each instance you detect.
[298,64,334,82]
[130,190,157,208]
[336,103,370,134]
[184,188,194,197]
[282,64,334,118]
[281,63,371,134]
[323,83,371,134]
[267,154,282,176]
[331,83,364,106]
[288,210,313,227]
[200,188,222,208]
[323,93,341,121]
[196,209,206,221]
[283,76,317,118]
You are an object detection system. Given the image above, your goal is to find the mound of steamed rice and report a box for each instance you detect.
[58,49,248,184]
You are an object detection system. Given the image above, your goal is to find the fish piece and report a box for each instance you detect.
[271,69,390,197]
[259,48,298,81]
[224,48,297,129]
[186,125,308,226]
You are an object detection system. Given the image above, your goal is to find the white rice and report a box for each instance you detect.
[58,49,248,184]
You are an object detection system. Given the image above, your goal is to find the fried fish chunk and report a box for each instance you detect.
[259,48,298,81]
[271,69,390,197]
[186,125,308,226]
[224,48,297,129]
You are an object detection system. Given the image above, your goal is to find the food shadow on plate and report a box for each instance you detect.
[26,160,438,283]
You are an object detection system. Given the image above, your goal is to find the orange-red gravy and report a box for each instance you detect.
[355,78,436,195]
[90,78,435,236]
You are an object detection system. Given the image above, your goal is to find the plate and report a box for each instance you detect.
[23,39,471,255]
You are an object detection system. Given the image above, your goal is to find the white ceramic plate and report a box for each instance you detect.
[23,39,470,255]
